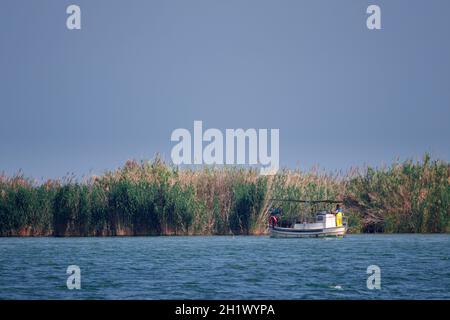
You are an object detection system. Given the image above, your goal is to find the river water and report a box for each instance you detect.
[0,235,449,299]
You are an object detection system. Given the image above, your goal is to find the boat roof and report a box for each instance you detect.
[270,199,343,204]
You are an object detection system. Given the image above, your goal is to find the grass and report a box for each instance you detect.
[0,154,448,236]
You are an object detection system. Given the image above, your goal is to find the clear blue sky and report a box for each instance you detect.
[1,0,449,179]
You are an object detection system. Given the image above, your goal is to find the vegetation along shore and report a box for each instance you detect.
[0,154,448,236]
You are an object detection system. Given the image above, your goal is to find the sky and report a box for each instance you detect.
[1,0,449,179]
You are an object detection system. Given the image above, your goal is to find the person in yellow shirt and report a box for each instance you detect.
[335,204,343,227]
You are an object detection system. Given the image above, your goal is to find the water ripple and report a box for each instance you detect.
[0,234,449,299]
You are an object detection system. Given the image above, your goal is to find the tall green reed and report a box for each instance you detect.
[0,154,448,236]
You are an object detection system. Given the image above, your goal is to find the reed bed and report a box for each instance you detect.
[0,154,448,236]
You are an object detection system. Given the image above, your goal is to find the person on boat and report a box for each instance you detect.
[335,204,343,227]
[269,215,278,227]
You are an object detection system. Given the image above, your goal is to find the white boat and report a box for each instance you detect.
[268,199,348,238]
[270,212,347,238]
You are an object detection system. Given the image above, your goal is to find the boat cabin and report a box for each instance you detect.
[293,211,336,230]
[315,211,338,228]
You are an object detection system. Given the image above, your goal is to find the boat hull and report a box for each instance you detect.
[270,225,347,238]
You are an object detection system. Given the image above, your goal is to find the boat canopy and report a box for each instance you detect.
[270,199,343,204]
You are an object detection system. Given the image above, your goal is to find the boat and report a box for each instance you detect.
[268,199,348,238]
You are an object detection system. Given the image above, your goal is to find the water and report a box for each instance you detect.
[0,235,449,299]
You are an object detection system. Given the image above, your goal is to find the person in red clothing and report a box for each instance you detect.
[269,215,278,227]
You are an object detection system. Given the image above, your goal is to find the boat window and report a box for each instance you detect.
[316,215,323,221]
